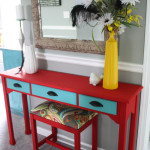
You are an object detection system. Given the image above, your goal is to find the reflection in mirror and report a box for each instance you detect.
[40,0,61,6]
[31,0,110,54]
[40,0,104,41]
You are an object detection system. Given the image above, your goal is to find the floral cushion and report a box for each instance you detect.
[31,101,98,129]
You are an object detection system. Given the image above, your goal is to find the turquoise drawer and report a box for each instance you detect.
[31,84,77,105]
[6,78,30,94]
[79,94,117,115]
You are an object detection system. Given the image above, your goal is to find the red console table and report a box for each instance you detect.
[0,68,142,150]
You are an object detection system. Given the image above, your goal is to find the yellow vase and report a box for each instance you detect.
[103,32,118,90]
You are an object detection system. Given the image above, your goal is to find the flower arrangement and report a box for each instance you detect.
[70,0,142,35]
[71,0,142,89]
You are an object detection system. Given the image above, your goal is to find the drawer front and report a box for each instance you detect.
[6,78,30,94]
[79,94,117,115]
[32,84,77,105]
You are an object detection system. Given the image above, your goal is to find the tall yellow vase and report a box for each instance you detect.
[103,32,118,90]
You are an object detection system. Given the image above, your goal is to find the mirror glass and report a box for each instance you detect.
[40,0,104,41]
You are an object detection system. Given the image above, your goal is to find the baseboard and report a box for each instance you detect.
[37,126,105,150]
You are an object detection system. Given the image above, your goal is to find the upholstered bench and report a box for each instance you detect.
[30,101,98,150]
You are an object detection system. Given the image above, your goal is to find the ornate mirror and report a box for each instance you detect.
[31,0,110,54]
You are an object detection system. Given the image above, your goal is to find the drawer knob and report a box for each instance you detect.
[13,83,22,88]
[47,91,58,96]
[90,101,103,107]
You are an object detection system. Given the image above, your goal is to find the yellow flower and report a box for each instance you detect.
[127,9,132,14]
[127,19,132,23]
[127,15,134,23]
[114,21,120,27]
[107,25,113,32]
[133,15,143,26]
[129,15,134,20]
[118,11,124,15]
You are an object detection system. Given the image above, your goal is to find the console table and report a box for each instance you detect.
[0,68,142,150]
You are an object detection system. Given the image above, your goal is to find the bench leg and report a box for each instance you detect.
[74,131,80,150]
[92,116,98,150]
[30,114,39,150]
[52,127,57,142]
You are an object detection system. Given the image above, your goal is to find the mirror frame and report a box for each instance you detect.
[31,0,110,54]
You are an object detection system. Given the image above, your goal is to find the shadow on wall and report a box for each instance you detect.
[37,49,48,70]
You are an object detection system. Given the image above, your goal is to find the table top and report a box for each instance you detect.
[0,68,143,103]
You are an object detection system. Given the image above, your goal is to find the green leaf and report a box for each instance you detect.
[128,6,138,10]
[92,29,103,53]
[120,21,139,27]
[101,27,105,33]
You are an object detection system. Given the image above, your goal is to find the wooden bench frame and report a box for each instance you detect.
[30,113,98,150]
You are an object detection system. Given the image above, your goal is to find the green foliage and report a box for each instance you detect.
[120,21,139,27]
[90,0,142,33]
[92,29,103,53]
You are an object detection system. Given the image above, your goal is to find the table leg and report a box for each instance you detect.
[1,77,16,145]
[128,96,139,150]
[92,115,98,150]
[118,105,128,150]
[22,94,31,135]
